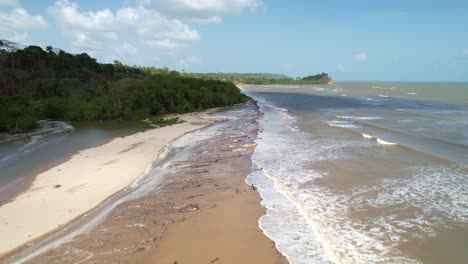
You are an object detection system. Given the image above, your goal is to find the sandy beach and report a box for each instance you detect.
[0,103,287,264]
[0,112,215,256]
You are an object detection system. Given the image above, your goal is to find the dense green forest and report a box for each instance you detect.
[187,73,290,81]
[188,72,332,85]
[0,40,247,133]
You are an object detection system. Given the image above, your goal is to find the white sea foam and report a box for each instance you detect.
[337,115,382,121]
[246,169,334,264]
[328,123,357,128]
[332,87,344,93]
[19,135,42,150]
[0,122,74,165]
[328,121,357,129]
[249,97,421,264]
[407,92,417,95]
[398,119,412,123]
[265,103,289,112]
[353,165,468,241]
[280,111,296,120]
[286,125,300,132]
[246,84,468,264]
[376,138,398,146]
[312,87,325,92]
[379,95,389,98]
[361,134,397,145]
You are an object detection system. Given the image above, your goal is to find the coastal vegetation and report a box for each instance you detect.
[149,117,184,127]
[0,40,248,133]
[188,72,332,85]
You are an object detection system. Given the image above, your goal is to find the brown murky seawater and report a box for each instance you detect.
[243,83,468,264]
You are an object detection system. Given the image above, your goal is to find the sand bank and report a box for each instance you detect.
[15,102,287,264]
[0,113,214,256]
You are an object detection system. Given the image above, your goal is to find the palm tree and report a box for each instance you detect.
[0,39,18,70]
[46,45,54,54]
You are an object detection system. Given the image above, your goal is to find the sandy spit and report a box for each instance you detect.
[0,113,215,256]
[18,102,288,264]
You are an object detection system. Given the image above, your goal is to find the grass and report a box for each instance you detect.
[149,117,185,127]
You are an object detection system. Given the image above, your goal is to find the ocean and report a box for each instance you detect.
[243,83,468,264]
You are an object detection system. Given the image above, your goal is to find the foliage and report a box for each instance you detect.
[187,72,332,85]
[187,72,291,81]
[0,41,248,132]
[149,117,184,127]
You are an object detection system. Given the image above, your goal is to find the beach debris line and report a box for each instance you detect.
[172,203,200,212]
[210,257,220,263]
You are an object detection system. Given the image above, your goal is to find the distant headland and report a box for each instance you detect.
[187,72,333,85]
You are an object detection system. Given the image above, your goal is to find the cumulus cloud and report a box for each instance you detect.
[113,43,137,56]
[116,7,199,50]
[150,0,262,23]
[0,7,47,42]
[49,0,118,50]
[354,52,368,62]
[49,0,199,53]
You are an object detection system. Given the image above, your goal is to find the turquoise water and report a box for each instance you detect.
[243,83,468,264]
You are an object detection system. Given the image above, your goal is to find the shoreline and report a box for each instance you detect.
[0,111,217,257]
[1,102,288,264]
[0,121,150,206]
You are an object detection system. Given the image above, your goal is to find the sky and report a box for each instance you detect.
[1,0,468,82]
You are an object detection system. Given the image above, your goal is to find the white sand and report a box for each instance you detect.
[0,113,214,255]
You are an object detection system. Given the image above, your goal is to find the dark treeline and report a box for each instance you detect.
[187,72,332,85]
[242,72,332,85]
[0,40,247,133]
[188,72,291,81]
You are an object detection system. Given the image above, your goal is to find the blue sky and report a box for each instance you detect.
[1,0,468,81]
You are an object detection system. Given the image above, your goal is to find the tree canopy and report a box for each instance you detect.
[186,72,332,85]
[0,41,248,133]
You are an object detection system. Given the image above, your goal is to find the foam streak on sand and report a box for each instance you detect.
[362,134,397,146]
[0,113,214,256]
[376,138,398,146]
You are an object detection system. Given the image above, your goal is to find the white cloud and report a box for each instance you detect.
[49,0,117,50]
[177,56,201,70]
[117,7,199,51]
[113,43,137,56]
[0,8,47,43]
[49,1,199,54]
[193,16,222,24]
[0,0,18,6]
[354,52,368,62]
[150,0,262,23]
[100,42,139,64]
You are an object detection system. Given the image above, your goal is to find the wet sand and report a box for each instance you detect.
[1,103,287,264]
[0,121,149,206]
[0,113,215,256]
